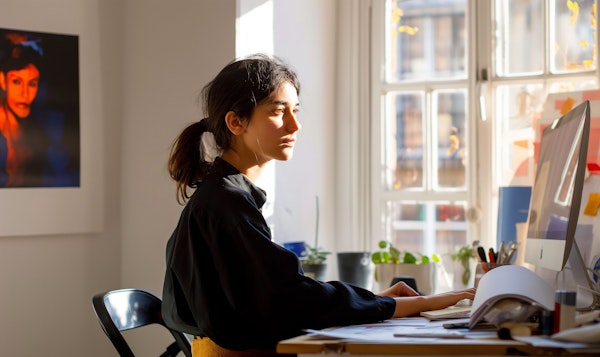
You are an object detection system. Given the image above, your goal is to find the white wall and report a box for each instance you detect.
[271,1,338,279]
[0,0,339,356]
[0,0,120,355]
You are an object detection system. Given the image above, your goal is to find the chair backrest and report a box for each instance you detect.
[92,288,191,357]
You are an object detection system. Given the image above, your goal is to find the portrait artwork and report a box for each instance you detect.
[0,27,79,188]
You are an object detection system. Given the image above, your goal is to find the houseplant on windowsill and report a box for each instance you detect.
[300,196,331,280]
[371,240,440,295]
[300,242,331,280]
[451,245,476,289]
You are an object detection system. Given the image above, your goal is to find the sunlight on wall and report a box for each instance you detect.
[236,0,273,56]
[236,0,278,239]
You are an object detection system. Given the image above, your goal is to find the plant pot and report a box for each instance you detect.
[337,252,375,290]
[375,263,436,295]
[301,263,327,281]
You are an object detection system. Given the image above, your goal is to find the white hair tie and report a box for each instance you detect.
[200,131,221,162]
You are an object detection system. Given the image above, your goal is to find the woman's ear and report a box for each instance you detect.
[225,111,245,135]
[0,72,5,91]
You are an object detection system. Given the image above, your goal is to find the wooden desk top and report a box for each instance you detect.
[276,333,594,356]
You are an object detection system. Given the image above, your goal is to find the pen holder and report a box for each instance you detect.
[474,263,509,288]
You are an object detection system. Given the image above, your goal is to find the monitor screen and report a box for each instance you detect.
[524,100,590,272]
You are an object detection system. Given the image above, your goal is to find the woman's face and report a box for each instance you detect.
[242,81,301,163]
[3,64,40,119]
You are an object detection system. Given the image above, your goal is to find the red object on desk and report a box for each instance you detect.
[481,262,489,272]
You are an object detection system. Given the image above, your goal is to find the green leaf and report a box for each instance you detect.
[300,242,330,264]
[389,246,401,263]
[403,252,417,264]
[371,251,391,264]
[371,240,440,266]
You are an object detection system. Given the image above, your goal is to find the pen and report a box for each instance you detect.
[488,248,496,263]
[477,246,487,263]
[505,243,517,263]
[497,242,505,263]
[481,261,489,272]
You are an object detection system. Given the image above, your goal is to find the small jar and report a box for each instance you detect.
[553,290,576,333]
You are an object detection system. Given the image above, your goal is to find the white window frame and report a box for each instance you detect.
[335,0,599,257]
[367,0,484,253]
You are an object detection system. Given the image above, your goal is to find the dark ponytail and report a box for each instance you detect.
[168,119,212,204]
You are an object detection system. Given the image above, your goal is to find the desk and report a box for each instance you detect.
[276,320,600,356]
[277,334,576,356]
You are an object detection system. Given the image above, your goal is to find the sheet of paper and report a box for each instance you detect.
[304,318,494,342]
[304,326,397,341]
[515,336,596,349]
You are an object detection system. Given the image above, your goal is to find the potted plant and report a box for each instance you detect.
[451,245,476,289]
[371,240,440,295]
[300,242,331,280]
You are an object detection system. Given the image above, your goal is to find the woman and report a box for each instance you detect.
[162,54,475,356]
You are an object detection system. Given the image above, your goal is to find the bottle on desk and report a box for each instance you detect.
[554,290,576,333]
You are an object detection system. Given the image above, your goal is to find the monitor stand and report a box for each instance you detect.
[567,239,600,311]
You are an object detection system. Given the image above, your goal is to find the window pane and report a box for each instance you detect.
[495,0,544,76]
[433,90,467,189]
[387,0,467,81]
[551,0,597,73]
[384,201,467,250]
[494,79,597,187]
[384,92,424,191]
[384,201,468,290]
[494,84,545,186]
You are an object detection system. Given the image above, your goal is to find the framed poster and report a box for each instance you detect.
[0,27,102,236]
[0,28,79,188]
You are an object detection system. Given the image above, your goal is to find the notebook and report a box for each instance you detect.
[420,305,471,320]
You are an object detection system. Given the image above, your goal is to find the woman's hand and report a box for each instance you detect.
[377,281,420,298]
[389,288,477,318]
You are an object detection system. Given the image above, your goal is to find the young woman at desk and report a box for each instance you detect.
[162,54,476,357]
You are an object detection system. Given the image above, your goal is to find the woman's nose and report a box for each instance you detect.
[286,111,301,132]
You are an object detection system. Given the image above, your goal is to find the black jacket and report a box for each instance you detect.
[162,158,395,350]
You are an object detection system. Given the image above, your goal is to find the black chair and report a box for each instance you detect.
[92,288,192,357]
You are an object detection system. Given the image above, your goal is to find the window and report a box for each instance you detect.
[492,0,597,188]
[369,0,597,291]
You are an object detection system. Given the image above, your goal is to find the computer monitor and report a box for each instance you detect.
[524,100,600,310]
[525,100,590,271]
